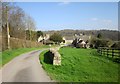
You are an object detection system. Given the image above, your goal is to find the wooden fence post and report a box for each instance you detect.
[103,48,105,56]
[112,49,114,58]
[101,48,102,56]
[107,48,109,57]
[97,48,99,53]
[118,49,120,57]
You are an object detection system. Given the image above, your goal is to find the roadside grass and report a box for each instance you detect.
[0,52,1,68]
[39,47,118,82]
[1,44,59,67]
[1,48,39,67]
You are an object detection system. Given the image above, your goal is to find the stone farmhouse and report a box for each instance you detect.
[38,34,66,45]
[72,33,91,48]
[38,34,50,42]
[37,33,91,48]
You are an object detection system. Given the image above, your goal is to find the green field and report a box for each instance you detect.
[40,47,118,82]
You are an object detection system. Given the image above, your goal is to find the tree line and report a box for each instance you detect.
[45,30,120,49]
[44,29,119,41]
[2,2,43,41]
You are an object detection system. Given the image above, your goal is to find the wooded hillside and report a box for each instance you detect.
[44,29,119,41]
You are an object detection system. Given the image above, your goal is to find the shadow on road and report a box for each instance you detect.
[13,67,32,82]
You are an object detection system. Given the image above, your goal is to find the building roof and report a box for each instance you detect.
[80,41,86,44]
[77,35,91,42]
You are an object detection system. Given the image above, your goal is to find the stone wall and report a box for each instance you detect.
[49,48,61,66]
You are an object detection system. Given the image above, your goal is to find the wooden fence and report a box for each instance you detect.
[97,47,120,59]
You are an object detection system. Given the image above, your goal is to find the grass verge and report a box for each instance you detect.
[1,48,39,67]
[39,47,118,82]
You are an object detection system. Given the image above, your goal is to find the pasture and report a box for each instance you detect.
[40,47,118,82]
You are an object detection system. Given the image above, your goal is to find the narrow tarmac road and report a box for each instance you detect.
[0,50,54,82]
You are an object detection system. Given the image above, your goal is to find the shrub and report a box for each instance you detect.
[97,33,102,39]
[45,40,54,45]
[90,38,112,49]
[89,44,94,48]
[49,33,63,43]
[72,38,77,47]
[111,41,120,49]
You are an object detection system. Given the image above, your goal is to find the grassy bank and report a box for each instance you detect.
[40,47,118,82]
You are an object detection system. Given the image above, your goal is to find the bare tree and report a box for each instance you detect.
[24,14,36,40]
[9,5,26,39]
[2,2,37,50]
[2,2,11,49]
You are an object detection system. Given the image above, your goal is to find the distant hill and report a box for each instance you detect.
[43,29,119,41]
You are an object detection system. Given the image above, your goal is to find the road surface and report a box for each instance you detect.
[0,50,54,82]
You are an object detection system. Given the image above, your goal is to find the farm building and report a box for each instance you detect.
[38,34,50,42]
[77,40,86,48]
[72,33,91,48]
